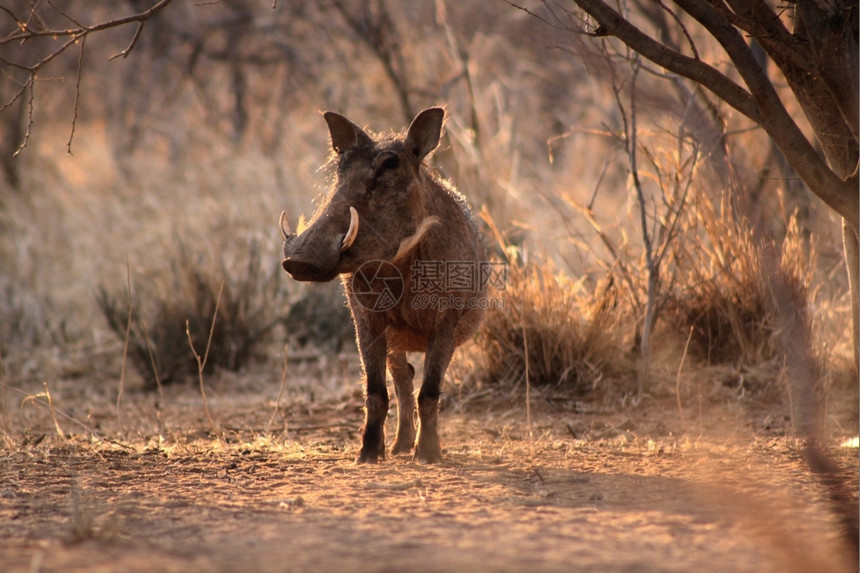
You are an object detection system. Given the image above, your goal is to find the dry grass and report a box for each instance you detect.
[469,253,635,398]
[0,274,67,352]
[96,236,292,389]
[664,197,813,367]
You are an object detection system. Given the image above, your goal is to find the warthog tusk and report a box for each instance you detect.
[279,211,292,240]
[390,216,441,264]
[341,206,359,252]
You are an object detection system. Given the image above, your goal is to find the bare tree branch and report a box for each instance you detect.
[1,0,174,45]
[110,21,146,61]
[720,0,812,72]
[570,0,761,122]
[570,0,858,226]
[67,34,85,153]
[330,0,414,122]
[0,0,177,154]
[673,0,858,225]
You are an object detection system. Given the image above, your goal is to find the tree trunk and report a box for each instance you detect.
[844,221,860,376]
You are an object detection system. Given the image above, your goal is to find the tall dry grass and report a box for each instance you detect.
[464,225,635,400]
[96,236,290,389]
[664,195,812,367]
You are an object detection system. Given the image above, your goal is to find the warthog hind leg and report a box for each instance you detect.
[414,394,442,463]
[414,322,456,463]
[388,351,415,455]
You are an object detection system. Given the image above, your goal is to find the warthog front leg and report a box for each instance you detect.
[388,351,415,455]
[356,324,388,464]
[414,321,457,463]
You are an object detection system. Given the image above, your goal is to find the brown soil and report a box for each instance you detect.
[0,367,857,573]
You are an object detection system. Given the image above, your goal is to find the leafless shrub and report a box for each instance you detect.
[663,197,813,375]
[97,237,290,389]
[0,275,68,354]
[472,254,635,397]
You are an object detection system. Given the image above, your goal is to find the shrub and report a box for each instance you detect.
[0,276,65,354]
[663,200,813,370]
[472,255,635,396]
[97,236,291,389]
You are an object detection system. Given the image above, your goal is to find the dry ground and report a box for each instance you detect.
[0,362,857,573]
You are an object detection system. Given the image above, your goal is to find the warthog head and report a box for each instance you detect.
[280,107,445,282]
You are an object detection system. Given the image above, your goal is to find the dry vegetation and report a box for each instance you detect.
[0,1,856,571]
[469,253,635,396]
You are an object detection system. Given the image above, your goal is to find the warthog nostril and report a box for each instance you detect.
[281,258,324,281]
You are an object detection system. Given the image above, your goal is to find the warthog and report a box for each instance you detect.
[280,107,488,463]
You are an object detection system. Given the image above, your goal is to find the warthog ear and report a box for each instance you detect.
[406,107,444,161]
[324,111,370,154]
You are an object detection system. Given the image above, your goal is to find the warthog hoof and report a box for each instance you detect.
[413,435,442,463]
[391,429,416,456]
[357,423,386,463]
[355,447,385,464]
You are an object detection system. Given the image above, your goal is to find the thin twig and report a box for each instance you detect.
[8,382,134,449]
[624,56,658,396]
[522,324,533,454]
[2,0,176,153]
[266,344,289,435]
[7,381,134,451]
[66,34,85,153]
[186,281,224,437]
[140,319,164,405]
[109,21,145,61]
[45,0,87,29]
[1,0,175,44]
[675,326,694,429]
[21,383,65,440]
[12,80,34,157]
[116,257,132,427]
[0,5,19,23]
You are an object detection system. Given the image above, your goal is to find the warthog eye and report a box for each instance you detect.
[371,154,400,189]
[380,155,399,171]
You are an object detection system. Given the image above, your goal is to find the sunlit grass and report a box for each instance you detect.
[840,436,859,448]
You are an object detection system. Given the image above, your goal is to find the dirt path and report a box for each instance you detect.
[0,377,856,573]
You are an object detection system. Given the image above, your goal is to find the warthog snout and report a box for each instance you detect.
[280,257,327,282]
[280,207,359,282]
